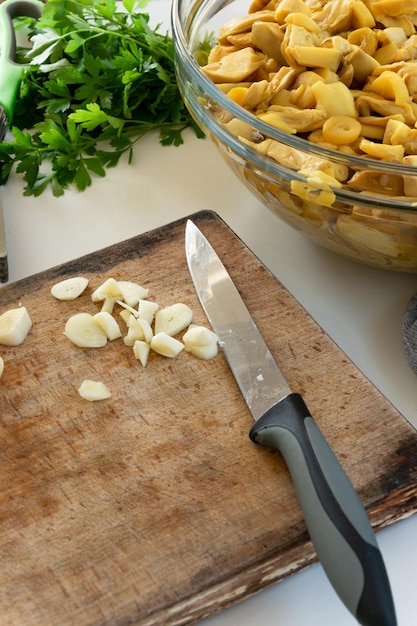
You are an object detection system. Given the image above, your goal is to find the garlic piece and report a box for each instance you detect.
[93,311,122,340]
[0,307,32,346]
[138,299,159,324]
[51,276,89,300]
[154,303,193,336]
[91,278,123,302]
[0,356,4,377]
[64,312,107,348]
[150,332,184,358]
[133,340,151,367]
[183,325,219,359]
[117,281,149,307]
[78,380,112,401]
[123,315,145,346]
[138,318,153,343]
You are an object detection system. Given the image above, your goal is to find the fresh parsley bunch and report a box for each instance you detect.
[0,0,203,196]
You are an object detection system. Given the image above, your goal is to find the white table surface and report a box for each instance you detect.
[1,2,417,624]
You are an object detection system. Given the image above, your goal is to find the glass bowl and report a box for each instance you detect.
[172,0,417,272]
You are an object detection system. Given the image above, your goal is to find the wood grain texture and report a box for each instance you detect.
[0,210,416,625]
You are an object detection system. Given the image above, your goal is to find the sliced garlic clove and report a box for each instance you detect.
[123,316,145,346]
[138,299,159,324]
[133,340,150,367]
[119,308,132,326]
[150,332,184,358]
[0,356,4,377]
[78,379,111,401]
[0,306,32,346]
[154,303,193,336]
[100,297,118,314]
[64,312,108,348]
[117,281,149,307]
[93,311,122,340]
[91,278,123,302]
[183,325,219,359]
[51,276,89,300]
[138,318,153,343]
[117,300,140,317]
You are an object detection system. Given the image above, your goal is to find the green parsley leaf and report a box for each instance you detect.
[3,0,203,196]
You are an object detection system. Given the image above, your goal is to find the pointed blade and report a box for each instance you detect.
[185,220,291,421]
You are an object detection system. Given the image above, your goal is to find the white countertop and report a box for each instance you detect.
[2,2,417,623]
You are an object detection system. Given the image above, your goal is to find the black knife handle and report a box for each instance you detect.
[249,393,396,626]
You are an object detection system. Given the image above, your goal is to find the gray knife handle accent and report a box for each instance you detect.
[249,393,396,626]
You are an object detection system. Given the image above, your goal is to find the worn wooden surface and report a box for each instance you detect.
[0,210,416,626]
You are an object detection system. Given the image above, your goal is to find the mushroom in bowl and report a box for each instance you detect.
[172,0,417,272]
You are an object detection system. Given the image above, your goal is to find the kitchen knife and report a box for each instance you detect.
[185,219,396,626]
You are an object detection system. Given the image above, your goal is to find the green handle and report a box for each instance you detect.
[0,0,43,121]
[250,393,397,626]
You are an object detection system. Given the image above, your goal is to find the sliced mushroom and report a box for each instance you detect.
[203,47,265,83]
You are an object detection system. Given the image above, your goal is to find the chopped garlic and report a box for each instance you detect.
[154,303,193,336]
[138,299,159,324]
[64,312,108,348]
[78,379,111,401]
[183,325,219,359]
[133,340,151,367]
[150,332,184,358]
[91,278,123,302]
[93,311,122,340]
[51,276,89,300]
[0,306,32,346]
[117,281,149,307]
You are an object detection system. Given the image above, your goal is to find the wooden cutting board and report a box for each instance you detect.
[0,210,416,626]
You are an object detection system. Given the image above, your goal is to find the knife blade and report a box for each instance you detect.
[185,219,396,626]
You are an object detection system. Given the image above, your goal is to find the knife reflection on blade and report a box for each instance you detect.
[185,219,396,626]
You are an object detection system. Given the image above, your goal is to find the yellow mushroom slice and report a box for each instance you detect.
[291,170,341,207]
[348,170,404,195]
[202,47,264,83]
[347,27,378,55]
[310,0,352,33]
[251,21,286,63]
[370,71,410,106]
[0,307,32,346]
[355,93,416,125]
[311,81,357,118]
[344,47,380,85]
[371,0,417,21]
[402,154,417,196]
[359,137,405,161]
[217,10,277,45]
[322,116,362,144]
[292,44,342,72]
[260,105,325,132]
[351,0,376,28]
[336,215,400,257]
[274,0,312,21]
[284,12,321,33]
